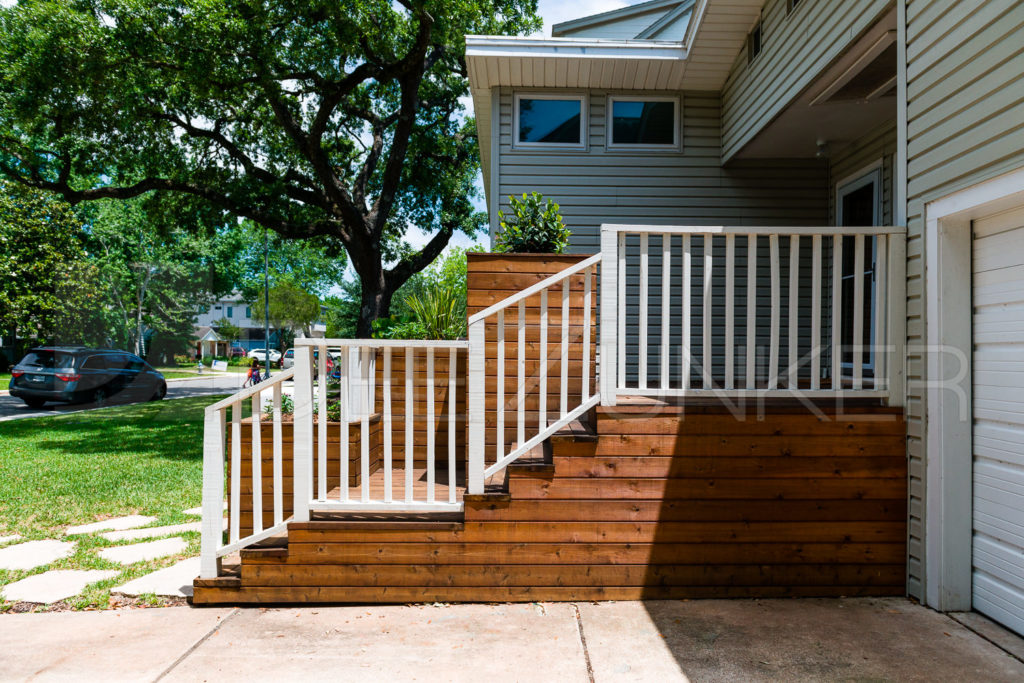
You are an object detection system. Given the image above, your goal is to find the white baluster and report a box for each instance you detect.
[317,348,327,500]
[540,288,548,428]
[467,322,486,495]
[426,347,436,503]
[703,234,713,390]
[518,299,526,447]
[617,231,626,390]
[251,393,262,534]
[746,234,757,389]
[725,234,735,391]
[769,235,780,389]
[405,347,414,502]
[496,309,505,467]
[272,381,283,527]
[682,234,692,390]
[832,235,843,389]
[383,348,392,504]
[449,347,457,504]
[788,235,800,389]
[639,232,648,389]
[811,235,822,391]
[292,346,314,523]
[230,401,241,543]
[661,234,671,391]
[875,234,888,392]
[337,349,349,503]
[360,348,370,504]
[853,234,865,390]
[561,278,569,418]
[582,265,592,402]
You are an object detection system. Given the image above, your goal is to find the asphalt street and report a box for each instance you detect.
[0,372,249,422]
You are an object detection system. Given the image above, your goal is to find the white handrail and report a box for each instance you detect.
[468,255,601,493]
[602,224,907,236]
[200,369,295,579]
[295,338,468,349]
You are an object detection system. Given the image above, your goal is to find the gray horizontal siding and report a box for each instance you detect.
[495,87,829,384]
[905,0,1024,602]
[720,0,893,161]
[496,88,829,256]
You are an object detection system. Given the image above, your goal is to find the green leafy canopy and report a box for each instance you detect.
[0,0,541,335]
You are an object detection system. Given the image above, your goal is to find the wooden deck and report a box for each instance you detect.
[194,400,907,605]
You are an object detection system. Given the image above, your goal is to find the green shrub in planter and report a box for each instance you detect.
[495,192,569,254]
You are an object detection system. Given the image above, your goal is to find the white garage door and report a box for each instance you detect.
[972,205,1024,635]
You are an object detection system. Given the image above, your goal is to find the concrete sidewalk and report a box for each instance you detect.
[1,598,1022,682]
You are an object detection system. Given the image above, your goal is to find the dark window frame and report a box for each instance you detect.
[606,96,681,151]
[513,93,588,150]
[747,14,763,64]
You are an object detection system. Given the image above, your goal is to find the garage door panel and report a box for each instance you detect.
[972,577,1024,636]
[973,208,1024,635]
[974,548,1024,595]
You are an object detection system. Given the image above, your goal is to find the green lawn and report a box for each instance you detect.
[0,373,9,391]
[0,395,228,610]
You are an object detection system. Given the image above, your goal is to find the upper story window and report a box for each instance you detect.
[514,94,586,148]
[608,96,680,149]
[227,306,233,318]
[787,0,802,13]
[747,15,763,64]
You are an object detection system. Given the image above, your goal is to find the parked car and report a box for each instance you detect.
[227,346,246,358]
[281,348,294,369]
[8,347,167,409]
[246,348,281,363]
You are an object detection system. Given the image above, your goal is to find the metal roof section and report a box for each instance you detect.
[551,0,690,39]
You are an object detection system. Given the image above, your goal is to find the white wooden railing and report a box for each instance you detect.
[200,368,294,579]
[466,254,601,494]
[599,225,907,405]
[291,339,469,518]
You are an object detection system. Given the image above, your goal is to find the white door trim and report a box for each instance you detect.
[924,165,1024,611]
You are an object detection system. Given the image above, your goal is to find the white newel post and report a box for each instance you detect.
[887,231,908,408]
[292,345,314,522]
[467,319,486,494]
[599,226,618,406]
[199,407,225,579]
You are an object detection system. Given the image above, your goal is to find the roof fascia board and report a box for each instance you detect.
[681,0,710,49]
[465,36,688,60]
[551,0,681,37]
[636,0,696,39]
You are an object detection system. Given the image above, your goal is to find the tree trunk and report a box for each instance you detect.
[356,279,393,338]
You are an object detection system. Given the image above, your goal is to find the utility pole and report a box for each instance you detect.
[264,227,271,378]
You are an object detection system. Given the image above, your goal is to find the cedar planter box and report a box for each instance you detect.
[467,253,598,450]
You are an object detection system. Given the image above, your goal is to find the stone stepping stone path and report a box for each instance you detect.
[2,569,118,604]
[0,534,21,546]
[101,522,201,542]
[113,557,199,598]
[98,537,187,565]
[0,540,76,571]
[64,515,156,536]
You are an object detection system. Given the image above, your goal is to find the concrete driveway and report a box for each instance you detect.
[0,373,248,422]
[1,598,1022,682]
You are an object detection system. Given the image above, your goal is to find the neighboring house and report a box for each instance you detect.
[193,0,1024,637]
[193,293,327,354]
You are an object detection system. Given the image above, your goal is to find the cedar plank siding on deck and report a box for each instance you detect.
[719,0,894,162]
[194,403,907,604]
[903,0,1024,600]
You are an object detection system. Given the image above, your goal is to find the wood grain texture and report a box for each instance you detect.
[196,402,907,605]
